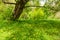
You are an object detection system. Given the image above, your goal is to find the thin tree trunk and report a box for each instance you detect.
[12,0,29,20]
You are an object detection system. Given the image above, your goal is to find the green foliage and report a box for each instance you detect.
[0,19,60,40]
[0,0,60,40]
[0,2,14,19]
[28,8,45,19]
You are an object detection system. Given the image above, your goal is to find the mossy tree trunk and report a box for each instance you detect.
[12,0,29,20]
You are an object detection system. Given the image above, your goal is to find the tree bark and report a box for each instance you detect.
[12,0,29,20]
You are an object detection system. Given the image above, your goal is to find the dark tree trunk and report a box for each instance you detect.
[12,0,29,20]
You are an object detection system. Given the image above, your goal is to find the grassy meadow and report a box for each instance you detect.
[0,1,60,40]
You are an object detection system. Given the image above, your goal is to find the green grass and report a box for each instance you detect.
[0,2,60,40]
[0,19,60,40]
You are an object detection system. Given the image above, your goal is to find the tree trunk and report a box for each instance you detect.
[12,0,29,20]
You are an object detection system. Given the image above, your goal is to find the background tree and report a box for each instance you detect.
[2,0,29,20]
[11,0,29,20]
[2,0,60,20]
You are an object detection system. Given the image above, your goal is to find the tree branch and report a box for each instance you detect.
[2,0,16,4]
[25,6,46,8]
[2,0,45,8]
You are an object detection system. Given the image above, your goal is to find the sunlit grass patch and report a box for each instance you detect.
[0,19,60,40]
